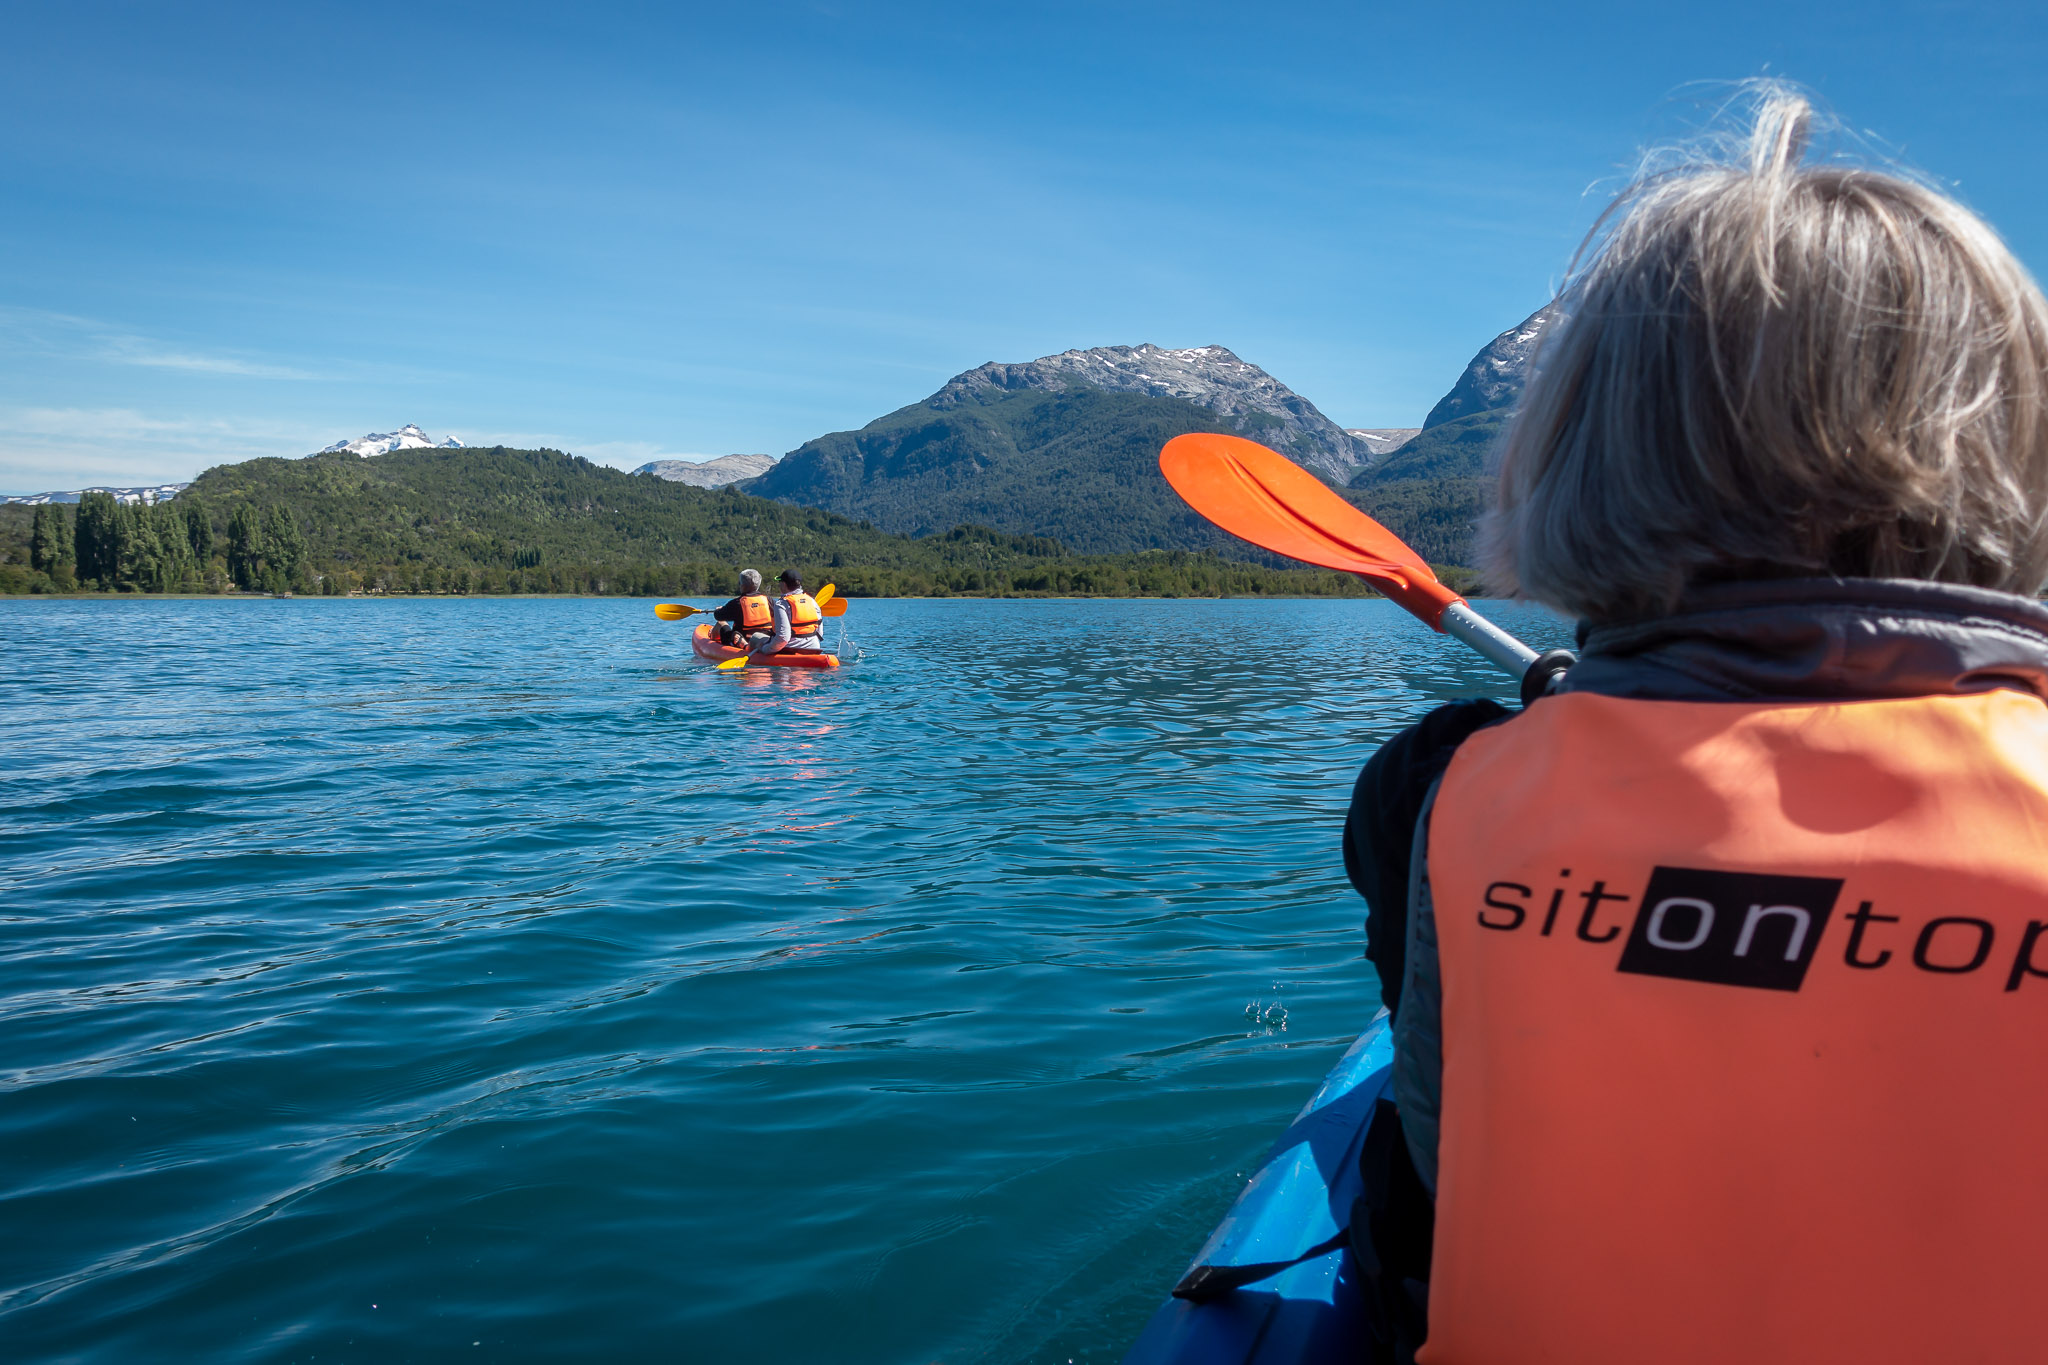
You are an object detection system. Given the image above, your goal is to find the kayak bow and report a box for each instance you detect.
[1124,1014,1394,1364]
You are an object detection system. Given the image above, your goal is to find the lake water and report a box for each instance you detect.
[0,596,1572,1363]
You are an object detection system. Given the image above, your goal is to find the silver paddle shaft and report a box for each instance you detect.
[1440,600,1540,679]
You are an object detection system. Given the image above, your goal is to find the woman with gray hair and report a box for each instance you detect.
[1343,87,2048,1364]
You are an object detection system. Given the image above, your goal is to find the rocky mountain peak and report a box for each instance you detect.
[929,343,1375,482]
[318,425,465,458]
[634,453,779,488]
[1423,307,1554,429]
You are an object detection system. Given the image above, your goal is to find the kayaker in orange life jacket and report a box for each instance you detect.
[1342,86,2048,1365]
[746,569,825,660]
[711,569,774,648]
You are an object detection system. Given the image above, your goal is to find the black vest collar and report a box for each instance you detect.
[1562,579,2048,703]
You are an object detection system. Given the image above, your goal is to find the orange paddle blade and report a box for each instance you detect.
[821,597,848,617]
[1158,433,1463,628]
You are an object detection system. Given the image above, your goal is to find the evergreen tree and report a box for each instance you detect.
[48,502,75,577]
[73,491,121,587]
[120,504,149,590]
[182,495,213,562]
[109,502,143,590]
[29,506,55,572]
[71,497,96,584]
[262,504,305,581]
[138,504,193,591]
[227,503,262,589]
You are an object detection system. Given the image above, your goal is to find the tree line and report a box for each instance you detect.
[13,492,312,594]
[2,499,1387,599]
[0,445,1444,599]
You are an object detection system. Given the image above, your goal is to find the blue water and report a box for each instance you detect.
[0,596,1572,1363]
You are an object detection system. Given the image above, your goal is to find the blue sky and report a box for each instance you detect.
[3,1,2044,492]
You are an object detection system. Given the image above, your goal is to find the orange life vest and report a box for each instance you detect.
[737,594,772,631]
[783,590,822,637]
[1422,688,2048,1365]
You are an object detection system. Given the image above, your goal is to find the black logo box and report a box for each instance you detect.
[1616,867,1843,993]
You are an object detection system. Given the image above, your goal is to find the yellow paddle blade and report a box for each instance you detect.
[716,654,752,671]
[816,583,836,606]
[654,603,700,621]
[821,597,848,617]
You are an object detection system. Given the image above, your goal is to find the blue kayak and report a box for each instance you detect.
[1124,1012,1394,1364]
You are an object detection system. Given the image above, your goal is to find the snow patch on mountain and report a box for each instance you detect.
[932,343,1377,482]
[318,424,464,458]
[1346,428,1421,457]
[2,483,189,506]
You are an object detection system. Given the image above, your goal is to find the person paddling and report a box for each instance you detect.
[712,569,773,648]
[1345,86,2048,1365]
[748,569,825,660]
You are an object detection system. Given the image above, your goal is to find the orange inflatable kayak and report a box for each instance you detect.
[692,622,841,669]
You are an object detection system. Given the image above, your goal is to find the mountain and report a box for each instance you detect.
[319,424,464,458]
[0,444,1376,599]
[928,345,1374,481]
[1421,307,1550,428]
[635,453,779,488]
[743,344,1371,555]
[1,483,189,506]
[1346,306,1554,569]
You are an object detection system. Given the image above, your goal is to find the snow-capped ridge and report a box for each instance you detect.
[930,343,1374,481]
[2,483,189,506]
[1423,308,1554,429]
[318,424,464,458]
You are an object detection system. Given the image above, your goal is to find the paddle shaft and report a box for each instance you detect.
[1441,600,1539,677]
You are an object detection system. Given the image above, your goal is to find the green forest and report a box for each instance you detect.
[1344,409,1509,568]
[0,445,1412,599]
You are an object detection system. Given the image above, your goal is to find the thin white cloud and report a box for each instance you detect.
[0,406,760,492]
[0,413,752,491]
[0,407,319,491]
[98,338,315,380]
[0,306,319,381]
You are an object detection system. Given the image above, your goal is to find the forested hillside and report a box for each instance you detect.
[747,387,1268,554]
[0,315,1551,594]
[749,324,1546,570]
[1340,308,1544,570]
[745,340,1383,553]
[1344,410,1510,567]
[0,445,1382,599]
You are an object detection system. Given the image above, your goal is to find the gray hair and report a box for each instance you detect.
[1482,85,2048,623]
[738,569,762,592]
